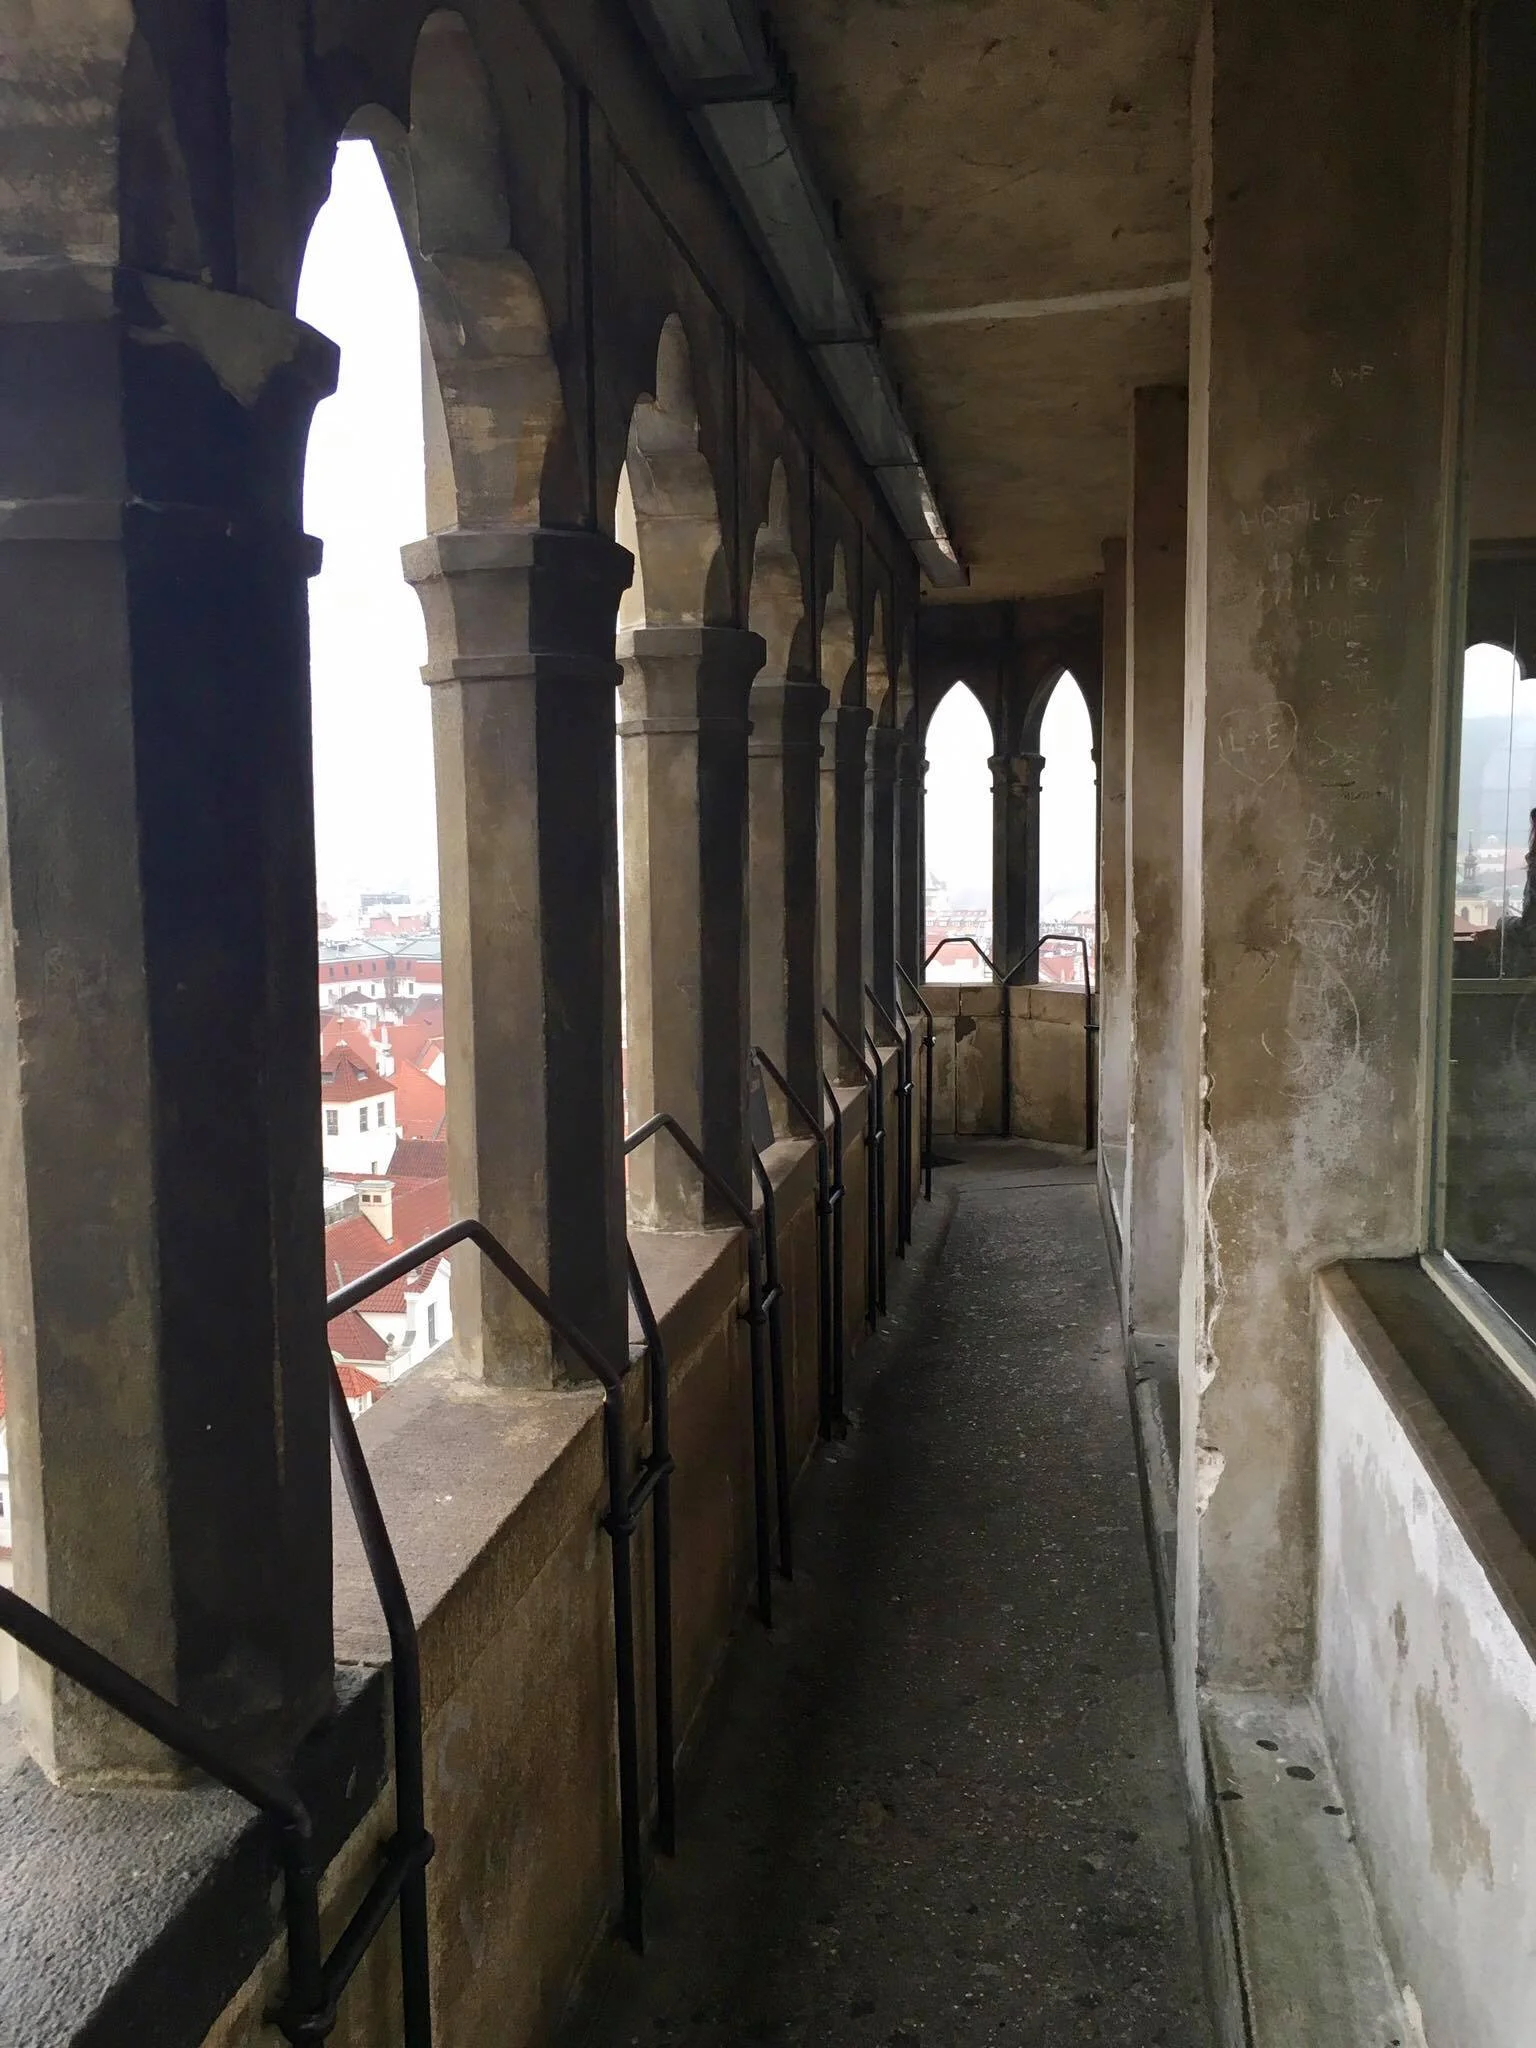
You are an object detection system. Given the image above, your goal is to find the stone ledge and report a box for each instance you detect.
[1203,1691,1410,2048]
[1324,1261,1536,1654]
[0,1667,387,2048]
[334,1357,607,1715]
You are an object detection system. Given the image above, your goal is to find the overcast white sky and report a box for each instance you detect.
[924,680,1097,921]
[298,140,1099,919]
[299,143,434,907]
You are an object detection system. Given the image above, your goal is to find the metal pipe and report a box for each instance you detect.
[602,1392,645,1951]
[752,1046,833,1445]
[327,1376,435,2042]
[822,1008,881,1331]
[821,1072,850,1432]
[624,1247,677,1857]
[624,1112,776,1627]
[331,1216,646,1956]
[750,1150,794,1581]
[862,1025,889,1316]
[866,985,913,1253]
[0,1580,328,2043]
[896,964,935,1204]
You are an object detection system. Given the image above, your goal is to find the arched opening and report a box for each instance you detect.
[1038,670,1097,988]
[300,138,450,1405]
[820,547,857,703]
[1454,640,1536,976]
[615,318,740,1222]
[924,682,994,982]
[748,461,804,681]
[866,593,892,724]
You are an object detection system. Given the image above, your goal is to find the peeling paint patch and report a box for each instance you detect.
[1413,1682,1494,1890]
[1194,1437,1225,1514]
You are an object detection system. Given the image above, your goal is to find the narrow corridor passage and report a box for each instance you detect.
[568,1142,1211,2048]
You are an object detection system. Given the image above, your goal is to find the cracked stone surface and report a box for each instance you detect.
[565,1140,1211,2048]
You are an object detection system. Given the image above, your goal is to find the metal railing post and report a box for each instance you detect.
[896,964,935,1204]
[753,1046,835,1445]
[329,1217,656,1957]
[750,1150,794,1581]
[821,1071,850,1431]
[822,1008,881,1332]
[625,1113,782,1628]
[862,1024,889,1314]
[866,985,913,1254]
[623,1249,677,1860]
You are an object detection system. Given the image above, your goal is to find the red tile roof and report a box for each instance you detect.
[391,1059,446,1141]
[390,1012,445,1071]
[334,1362,382,1404]
[388,1138,449,1179]
[325,1177,451,1311]
[327,1310,389,1364]
[321,1041,396,1105]
[321,1015,381,1063]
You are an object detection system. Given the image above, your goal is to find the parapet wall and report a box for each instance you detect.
[192,1054,915,2047]
[925,983,1090,1149]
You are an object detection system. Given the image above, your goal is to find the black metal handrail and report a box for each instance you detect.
[923,932,997,976]
[752,1048,836,1445]
[0,1580,346,2043]
[862,1024,889,1316]
[820,1070,851,1432]
[866,985,913,1256]
[625,1112,787,1628]
[896,963,935,1205]
[622,1246,677,1861]
[330,1216,659,1958]
[0,1330,446,2047]
[822,1008,881,1333]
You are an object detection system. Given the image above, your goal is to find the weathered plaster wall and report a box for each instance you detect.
[1176,0,1470,1710]
[1123,387,1188,1342]
[1097,542,1131,1185]
[1009,987,1090,1148]
[923,983,1087,1146]
[1317,1278,1536,2048]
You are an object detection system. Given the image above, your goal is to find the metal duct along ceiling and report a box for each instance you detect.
[628,0,967,590]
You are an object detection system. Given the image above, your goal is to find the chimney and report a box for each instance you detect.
[358,1179,394,1241]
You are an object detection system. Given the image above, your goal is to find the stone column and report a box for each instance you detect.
[0,273,336,1780]
[619,625,765,1225]
[1096,539,1130,1179]
[820,704,873,1072]
[1124,388,1189,1347]
[897,736,925,982]
[989,750,1044,977]
[867,725,902,1016]
[405,528,632,1383]
[748,677,828,1125]
[1177,0,1470,1710]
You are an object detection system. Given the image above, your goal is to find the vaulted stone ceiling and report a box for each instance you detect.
[767,0,1198,602]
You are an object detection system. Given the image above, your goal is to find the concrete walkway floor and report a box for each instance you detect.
[566,1141,1212,2048]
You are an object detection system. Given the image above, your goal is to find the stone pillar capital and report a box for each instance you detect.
[821,700,875,774]
[747,676,829,757]
[867,723,905,784]
[989,750,1046,799]
[1,270,335,572]
[617,624,764,732]
[404,527,634,687]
